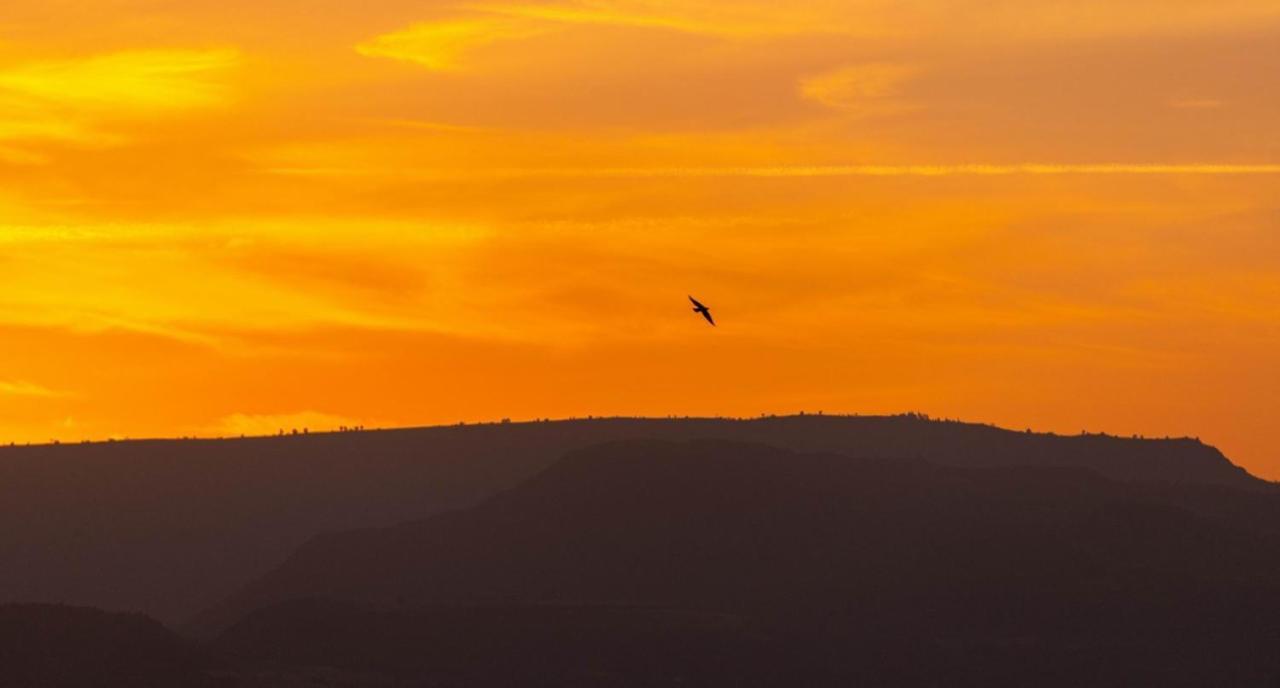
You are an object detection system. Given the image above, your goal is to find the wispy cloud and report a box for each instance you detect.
[0,144,47,165]
[354,117,493,134]
[266,163,1280,179]
[0,49,239,110]
[800,63,919,115]
[0,380,68,398]
[463,1,845,38]
[356,2,854,71]
[356,0,1280,74]
[356,18,546,70]
[0,49,238,149]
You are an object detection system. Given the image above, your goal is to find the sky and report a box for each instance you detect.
[0,1,1277,477]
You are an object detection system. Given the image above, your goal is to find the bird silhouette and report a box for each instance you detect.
[688,296,715,326]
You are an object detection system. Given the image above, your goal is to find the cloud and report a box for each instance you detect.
[0,48,238,149]
[800,63,919,115]
[355,1,859,71]
[0,380,67,398]
[0,145,47,165]
[0,49,238,110]
[0,102,118,147]
[357,0,1280,74]
[263,162,1280,180]
[0,215,497,351]
[463,1,848,38]
[356,17,547,70]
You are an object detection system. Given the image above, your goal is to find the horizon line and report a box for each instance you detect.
[0,412,1207,448]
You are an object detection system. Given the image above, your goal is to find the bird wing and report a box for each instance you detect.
[701,309,715,326]
[688,295,705,309]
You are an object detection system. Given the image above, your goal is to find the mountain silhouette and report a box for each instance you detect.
[0,604,215,688]
[195,440,1280,685]
[0,415,1270,624]
[216,598,771,687]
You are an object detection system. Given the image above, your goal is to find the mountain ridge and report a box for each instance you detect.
[1,414,1271,624]
[194,437,1280,635]
[194,438,1280,685]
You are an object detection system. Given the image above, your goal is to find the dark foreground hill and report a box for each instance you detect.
[196,440,1280,686]
[9,439,1280,687]
[0,415,1268,622]
[0,604,215,688]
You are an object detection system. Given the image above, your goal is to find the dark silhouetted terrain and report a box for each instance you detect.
[0,604,215,688]
[6,435,1280,686]
[216,599,768,687]
[194,440,1280,686]
[0,415,1269,623]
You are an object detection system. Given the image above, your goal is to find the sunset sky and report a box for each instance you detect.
[1,1,1277,476]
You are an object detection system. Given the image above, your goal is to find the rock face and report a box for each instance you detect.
[199,440,1280,686]
[1,415,1268,623]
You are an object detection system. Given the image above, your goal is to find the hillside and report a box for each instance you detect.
[0,604,215,688]
[0,415,1269,623]
[201,439,1280,685]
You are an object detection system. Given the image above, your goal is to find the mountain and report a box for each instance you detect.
[199,440,1280,685]
[215,598,770,687]
[0,604,215,688]
[0,415,1269,623]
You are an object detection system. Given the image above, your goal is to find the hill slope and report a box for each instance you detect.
[0,415,1268,622]
[0,604,215,688]
[203,439,1280,685]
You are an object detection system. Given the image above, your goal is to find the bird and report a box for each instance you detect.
[688,295,715,326]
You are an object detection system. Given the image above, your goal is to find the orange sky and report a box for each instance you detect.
[1,0,1277,477]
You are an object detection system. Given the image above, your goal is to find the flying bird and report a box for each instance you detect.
[688,296,715,326]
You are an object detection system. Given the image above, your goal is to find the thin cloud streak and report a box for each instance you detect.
[265,163,1280,180]
[0,380,68,398]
